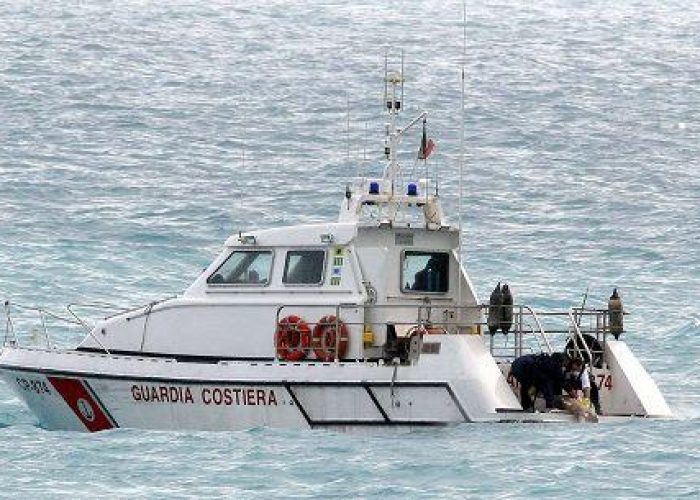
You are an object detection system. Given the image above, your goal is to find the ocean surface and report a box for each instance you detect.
[1,0,698,497]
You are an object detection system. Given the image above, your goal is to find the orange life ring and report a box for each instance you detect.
[276,315,311,361]
[311,315,349,362]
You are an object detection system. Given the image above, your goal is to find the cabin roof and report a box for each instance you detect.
[224,222,358,248]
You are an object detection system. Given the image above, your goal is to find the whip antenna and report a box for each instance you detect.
[458,2,466,315]
[346,92,351,167]
[242,104,246,170]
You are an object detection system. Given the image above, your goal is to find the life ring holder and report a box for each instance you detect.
[311,315,349,362]
[276,315,311,361]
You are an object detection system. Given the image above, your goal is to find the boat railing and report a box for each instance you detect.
[485,307,611,365]
[3,300,79,350]
[66,302,132,323]
[1,298,183,355]
[67,296,178,323]
[274,302,612,363]
[1,300,115,354]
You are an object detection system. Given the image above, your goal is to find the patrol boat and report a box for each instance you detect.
[0,56,671,432]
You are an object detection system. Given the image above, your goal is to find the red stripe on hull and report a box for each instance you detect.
[47,377,114,432]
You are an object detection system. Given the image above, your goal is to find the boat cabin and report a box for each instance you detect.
[78,177,480,361]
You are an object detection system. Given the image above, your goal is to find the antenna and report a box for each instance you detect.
[346,92,350,167]
[400,49,405,110]
[363,121,368,162]
[242,105,246,170]
[458,2,466,312]
[383,49,405,194]
[383,51,388,109]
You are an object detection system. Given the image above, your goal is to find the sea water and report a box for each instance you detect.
[0,0,698,497]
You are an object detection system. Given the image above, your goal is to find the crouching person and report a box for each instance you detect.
[510,352,567,412]
[564,357,600,423]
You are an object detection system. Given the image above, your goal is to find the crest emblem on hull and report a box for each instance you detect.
[76,398,96,422]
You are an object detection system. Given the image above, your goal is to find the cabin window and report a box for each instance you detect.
[283,250,326,285]
[402,251,449,293]
[207,250,273,286]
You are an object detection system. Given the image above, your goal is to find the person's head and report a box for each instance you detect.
[569,357,584,373]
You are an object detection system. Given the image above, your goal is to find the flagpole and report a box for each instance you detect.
[423,118,428,206]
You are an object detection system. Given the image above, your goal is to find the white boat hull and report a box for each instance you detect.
[0,334,671,432]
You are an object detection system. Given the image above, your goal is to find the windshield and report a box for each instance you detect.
[207,251,273,285]
[283,250,326,285]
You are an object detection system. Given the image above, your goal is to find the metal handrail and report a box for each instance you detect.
[6,301,80,350]
[3,300,17,346]
[274,302,611,328]
[67,301,132,321]
[11,302,82,326]
[520,305,552,353]
[567,311,593,363]
[272,302,606,361]
[2,300,112,354]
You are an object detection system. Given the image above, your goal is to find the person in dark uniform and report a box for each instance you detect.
[510,352,567,412]
[510,354,538,411]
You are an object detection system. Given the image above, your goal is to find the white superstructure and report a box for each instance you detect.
[0,54,671,432]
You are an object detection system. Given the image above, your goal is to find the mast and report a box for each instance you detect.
[382,49,404,195]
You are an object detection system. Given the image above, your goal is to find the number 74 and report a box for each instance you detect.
[596,374,613,390]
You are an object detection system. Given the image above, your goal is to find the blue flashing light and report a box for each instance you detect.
[369,181,380,194]
[407,183,418,196]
